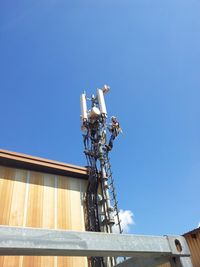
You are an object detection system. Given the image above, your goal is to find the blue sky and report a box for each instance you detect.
[0,0,200,236]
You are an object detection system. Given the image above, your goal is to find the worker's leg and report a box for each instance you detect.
[108,135,115,150]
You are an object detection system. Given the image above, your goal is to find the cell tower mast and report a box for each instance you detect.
[80,85,122,267]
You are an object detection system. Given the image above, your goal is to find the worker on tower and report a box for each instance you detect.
[105,116,122,151]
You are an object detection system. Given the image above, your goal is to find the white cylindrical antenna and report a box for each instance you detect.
[97,89,107,115]
[80,93,88,121]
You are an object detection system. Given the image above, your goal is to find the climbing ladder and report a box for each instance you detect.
[103,154,123,234]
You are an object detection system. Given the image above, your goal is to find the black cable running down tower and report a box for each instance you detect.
[80,86,122,267]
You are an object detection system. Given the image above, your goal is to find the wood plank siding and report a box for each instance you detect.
[183,229,200,267]
[0,150,88,267]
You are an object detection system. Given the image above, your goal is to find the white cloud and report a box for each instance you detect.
[198,222,200,228]
[113,209,135,234]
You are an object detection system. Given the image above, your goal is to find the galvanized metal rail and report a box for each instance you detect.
[0,226,193,267]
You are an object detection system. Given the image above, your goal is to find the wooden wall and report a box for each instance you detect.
[184,230,200,267]
[0,165,88,267]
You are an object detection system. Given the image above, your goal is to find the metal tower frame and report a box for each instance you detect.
[80,86,123,266]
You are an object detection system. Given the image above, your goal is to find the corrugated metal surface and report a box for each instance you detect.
[0,165,88,267]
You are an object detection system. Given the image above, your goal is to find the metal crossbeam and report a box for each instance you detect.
[0,226,190,259]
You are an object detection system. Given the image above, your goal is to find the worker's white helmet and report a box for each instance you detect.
[111,116,117,121]
[102,85,110,94]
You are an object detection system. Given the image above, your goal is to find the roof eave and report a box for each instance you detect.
[0,149,88,180]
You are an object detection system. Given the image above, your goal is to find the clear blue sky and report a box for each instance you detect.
[0,0,200,236]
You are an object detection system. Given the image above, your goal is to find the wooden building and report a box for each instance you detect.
[183,228,200,267]
[0,149,88,267]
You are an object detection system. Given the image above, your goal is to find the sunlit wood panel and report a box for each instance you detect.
[57,176,72,267]
[69,178,87,266]
[0,166,88,267]
[6,169,27,267]
[9,169,27,226]
[0,167,27,267]
[23,172,44,267]
[26,171,44,227]
[0,167,15,225]
[40,174,55,267]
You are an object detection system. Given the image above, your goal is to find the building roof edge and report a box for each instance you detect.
[0,149,88,180]
[183,227,200,236]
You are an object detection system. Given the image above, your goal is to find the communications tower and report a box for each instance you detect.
[80,85,122,267]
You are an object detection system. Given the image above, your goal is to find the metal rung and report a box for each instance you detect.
[116,220,122,225]
[101,219,115,226]
[108,207,114,212]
